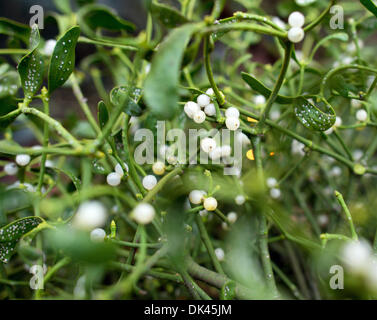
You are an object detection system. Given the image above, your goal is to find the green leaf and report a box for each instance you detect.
[98,100,109,129]
[329,74,359,98]
[78,4,135,36]
[144,23,198,119]
[0,217,43,263]
[150,1,189,28]
[53,0,72,14]
[0,71,20,99]
[360,0,377,18]
[220,281,237,300]
[241,72,294,104]
[50,167,82,191]
[0,18,30,43]
[18,26,45,99]
[110,86,142,117]
[48,26,80,94]
[0,96,20,130]
[294,97,336,131]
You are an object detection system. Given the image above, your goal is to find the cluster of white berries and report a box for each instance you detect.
[225,107,241,131]
[266,177,281,199]
[341,240,377,291]
[184,89,216,124]
[106,162,129,187]
[287,12,305,43]
[189,190,218,211]
[4,154,33,176]
[200,136,232,161]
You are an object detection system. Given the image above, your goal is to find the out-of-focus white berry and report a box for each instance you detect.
[324,127,333,135]
[132,203,156,224]
[227,212,238,224]
[270,110,281,121]
[334,116,342,127]
[199,209,208,217]
[115,162,129,177]
[45,160,54,168]
[203,197,217,211]
[4,163,18,175]
[356,109,368,122]
[236,132,251,146]
[197,94,211,107]
[272,16,286,29]
[184,101,200,118]
[353,149,363,162]
[225,117,240,131]
[235,195,245,205]
[167,155,178,165]
[90,228,106,243]
[73,201,107,230]
[266,177,278,188]
[225,107,240,119]
[215,248,225,261]
[288,27,305,43]
[351,99,362,109]
[221,145,232,157]
[143,175,157,190]
[193,110,206,124]
[206,88,214,96]
[288,11,305,28]
[291,140,305,155]
[189,190,206,204]
[270,188,281,199]
[201,137,217,153]
[209,147,222,160]
[342,240,372,273]
[254,95,266,106]
[15,154,31,167]
[317,214,329,227]
[204,103,216,116]
[152,161,165,175]
[330,166,342,177]
[107,172,121,186]
[42,39,57,56]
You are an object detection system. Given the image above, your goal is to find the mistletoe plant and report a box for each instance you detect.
[1,0,377,300]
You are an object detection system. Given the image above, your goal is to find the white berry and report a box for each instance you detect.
[225,117,240,131]
[221,145,232,157]
[90,228,106,243]
[204,103,216,116]
[15,154,31,167]
[203,197,217,211]
[235,195,245,205]
[193,110,206,124]
[43,39,57,56]
[73,201,107,230]
[227,212,238,224]
[334,116,342,127]
[132,203,156,224]
[215,248,225,261]
[206,88,214,96]
[197,94,211,107]
[254,95,266,106]
[356,109,368,122]
[209,147,222,160]
[266,177,278,188]
[115,163,129,177]
[288,11,305,28]
[184,101,200,118]
[152,161,165,175]
[270,188,281,199]
[189,190,206,204]
[143,175,157,190]
[201,137,217,153]
[351,99,362,109]
[4,163,18,175]
[107,172,121,186]
[288,27,305,43]
[225,107,240,119]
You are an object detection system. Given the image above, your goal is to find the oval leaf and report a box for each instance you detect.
[361,0,377,18]
[144,24,198,119]
[241,72,294,104]
[150,1,189,28]
[98,100,109,129]
[0,18,30,43]
[294,97,335,131]
[48,26,80,94]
